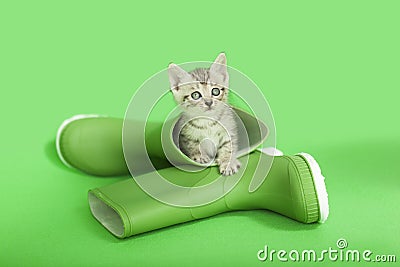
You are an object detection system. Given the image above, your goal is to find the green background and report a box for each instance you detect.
[1,0,399,266]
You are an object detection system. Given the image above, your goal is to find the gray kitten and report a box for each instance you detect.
[168,53,241,176]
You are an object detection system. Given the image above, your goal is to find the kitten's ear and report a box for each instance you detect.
[209,53,229,87]
[168,63,193,90]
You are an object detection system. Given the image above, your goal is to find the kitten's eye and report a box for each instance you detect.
[211,88,220,96]
[191,91,202,100]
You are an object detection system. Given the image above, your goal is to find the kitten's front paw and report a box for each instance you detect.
[219,159,241,176]
[191,154,212,164]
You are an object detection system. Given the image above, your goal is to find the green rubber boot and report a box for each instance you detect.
[88,151,328,238]
[56,106,269,176]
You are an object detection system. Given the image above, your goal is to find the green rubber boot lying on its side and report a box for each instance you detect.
[88,151,329,238]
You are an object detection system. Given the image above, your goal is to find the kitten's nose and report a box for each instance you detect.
[205,100,213,107]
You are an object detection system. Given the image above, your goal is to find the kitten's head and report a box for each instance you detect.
[168,53,229,116]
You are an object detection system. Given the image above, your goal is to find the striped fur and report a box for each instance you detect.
[168,53,240,176]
